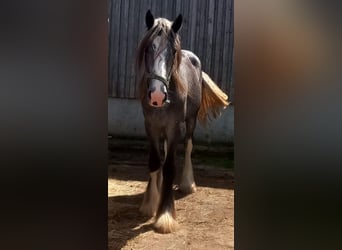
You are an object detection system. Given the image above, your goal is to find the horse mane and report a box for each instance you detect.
[136,18,184,100]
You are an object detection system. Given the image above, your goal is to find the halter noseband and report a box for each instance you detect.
[145,72,171,88]
[145,70,172,104]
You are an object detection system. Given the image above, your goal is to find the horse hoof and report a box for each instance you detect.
[154,212,178,233]
[179,182,197,194]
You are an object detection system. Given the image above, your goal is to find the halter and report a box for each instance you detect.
[145,65,172,105]
[145,47,174,90]
[145,71,171,89]
[144,37,175,107]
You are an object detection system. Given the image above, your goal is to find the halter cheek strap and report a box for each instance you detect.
[146,44,173,89]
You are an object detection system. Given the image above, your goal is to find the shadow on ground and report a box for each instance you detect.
[108,163,234,190]
[108,137,234,190]
[108,193,153,250]
[108,137,234,249]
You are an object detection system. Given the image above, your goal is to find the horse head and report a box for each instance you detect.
[143,10,183,107]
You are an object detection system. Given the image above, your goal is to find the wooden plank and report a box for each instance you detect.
[133,0,141,98]
[168,0,175,19]
[152,0,159,17]
[202,0,210,72]
[221,0,231,93]
[217,0,226,87]
[178,0,185,44]
[170,0,176,16]
[175,0,181,16]
[160,1,169,18]
[185,0,191,49]
[134,0,145,98]
[110,0,122,97]
[192,0,199,53]
[205,0,215,76]
[117,0,129,97]
[195,0,205,63]
[189,0,198,52]
[130,0,138,98]
[107,0,112,18]
[108,0,113,96]
[227,0,234,100]
[227,0,234,94]
[135,0,146,98]
[154,0,162,17]
[126,0,136,98]
[193,0,201,55]
[229,58,234,103]
[211,0,222,84]
[158,0,164,16]
[185,0,190,49]
[186,0,192,48]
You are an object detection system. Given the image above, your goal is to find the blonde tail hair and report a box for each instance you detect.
[198,71,229,124]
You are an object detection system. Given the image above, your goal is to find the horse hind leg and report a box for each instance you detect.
[179,119,197,194]
[179,137,197,193]
[163,139,167,159]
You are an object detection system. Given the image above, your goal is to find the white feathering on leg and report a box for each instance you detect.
[154,211,179,233]
[139,170,161,217]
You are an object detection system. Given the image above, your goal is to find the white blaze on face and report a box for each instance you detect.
[152,36,168,79]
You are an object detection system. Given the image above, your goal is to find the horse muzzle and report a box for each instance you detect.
[148,81,169,107]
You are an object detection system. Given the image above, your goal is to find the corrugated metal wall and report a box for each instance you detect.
[108,0,234,100]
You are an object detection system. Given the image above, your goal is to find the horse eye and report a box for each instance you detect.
[152,43,157,51]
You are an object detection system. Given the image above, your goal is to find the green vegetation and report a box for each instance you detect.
[193,154,234,169]
[192,150,234,169]
[109,137,235,170]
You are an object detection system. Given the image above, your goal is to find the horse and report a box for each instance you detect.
[136,10,229,233]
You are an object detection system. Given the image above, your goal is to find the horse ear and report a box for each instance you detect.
[171,14,183,33]
[145,10,154,30]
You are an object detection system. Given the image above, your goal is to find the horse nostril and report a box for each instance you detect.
[152,101,158,106]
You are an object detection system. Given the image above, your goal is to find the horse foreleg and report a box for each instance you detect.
[154,139,178,233]
[140,141,162,217]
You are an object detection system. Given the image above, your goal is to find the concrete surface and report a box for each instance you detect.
[108,97,234,144]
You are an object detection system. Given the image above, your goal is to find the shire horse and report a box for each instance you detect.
[136,10,229,233]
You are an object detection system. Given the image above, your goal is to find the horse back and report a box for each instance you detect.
[179,50,202,119]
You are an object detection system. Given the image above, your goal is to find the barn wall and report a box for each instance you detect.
[108,0,234,101]
[108,98,234,144]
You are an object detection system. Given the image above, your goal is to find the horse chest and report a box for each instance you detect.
[145,108,184,122]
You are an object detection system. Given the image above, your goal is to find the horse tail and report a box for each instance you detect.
[198,71,229,124]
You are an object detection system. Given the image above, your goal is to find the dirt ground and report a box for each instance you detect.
[108,138,234,250]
